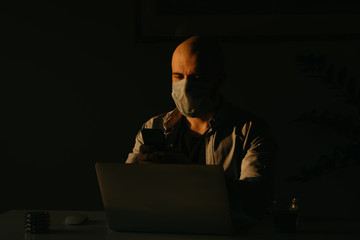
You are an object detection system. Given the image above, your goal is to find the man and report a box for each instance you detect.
[126,36,276,226]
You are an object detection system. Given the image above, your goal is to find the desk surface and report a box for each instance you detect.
[0,210,359,240]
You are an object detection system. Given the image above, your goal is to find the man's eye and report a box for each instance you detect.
[189,75,201,81]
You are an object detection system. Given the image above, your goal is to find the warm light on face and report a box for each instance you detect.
[172,73,202,83]
[171,53,220,86]
[171,51,201,83]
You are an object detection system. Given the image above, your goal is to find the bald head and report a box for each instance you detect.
[171,36,225,84]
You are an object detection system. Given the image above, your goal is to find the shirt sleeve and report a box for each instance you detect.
[125,127,145,163]
[231,119,277,220]
[240,120,277,182]
[125,117,162,163]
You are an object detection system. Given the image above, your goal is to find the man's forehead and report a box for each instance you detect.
[173,49,198,61]
[172,50,199,68]
[172,37,200,61]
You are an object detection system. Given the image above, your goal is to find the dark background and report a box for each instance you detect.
[1,1,360,217]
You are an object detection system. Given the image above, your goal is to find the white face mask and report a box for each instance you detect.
[171,79,216,118]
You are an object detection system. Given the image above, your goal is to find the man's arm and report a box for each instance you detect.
[126,129,143,163]
[230,120,277,221]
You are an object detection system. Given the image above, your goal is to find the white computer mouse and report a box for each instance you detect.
[64,215,89,225]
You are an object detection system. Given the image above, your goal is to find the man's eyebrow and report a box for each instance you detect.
[172,72,183,76]
[188,73,200,77]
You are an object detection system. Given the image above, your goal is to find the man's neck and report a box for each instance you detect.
[183,95,222,136]
[185,113,212,137]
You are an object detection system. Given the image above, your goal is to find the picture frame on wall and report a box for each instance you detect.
[135,0,360,42]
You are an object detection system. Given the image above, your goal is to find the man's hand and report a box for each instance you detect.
[136,145,191,164]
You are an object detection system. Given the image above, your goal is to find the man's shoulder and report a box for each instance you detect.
[221,101,260,125]
[220,101,270,135]
[142,109,177,129]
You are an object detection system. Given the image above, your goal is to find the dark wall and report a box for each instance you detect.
[1,1,152,211]
[2,2,360,216]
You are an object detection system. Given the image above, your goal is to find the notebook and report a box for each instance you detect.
[95,163,233,235]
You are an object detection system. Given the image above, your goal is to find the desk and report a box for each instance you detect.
[0,210,359,240]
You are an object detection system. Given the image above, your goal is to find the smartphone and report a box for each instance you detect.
[141,129,167,150]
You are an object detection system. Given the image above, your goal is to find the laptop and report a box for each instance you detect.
[95,163,234,235]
